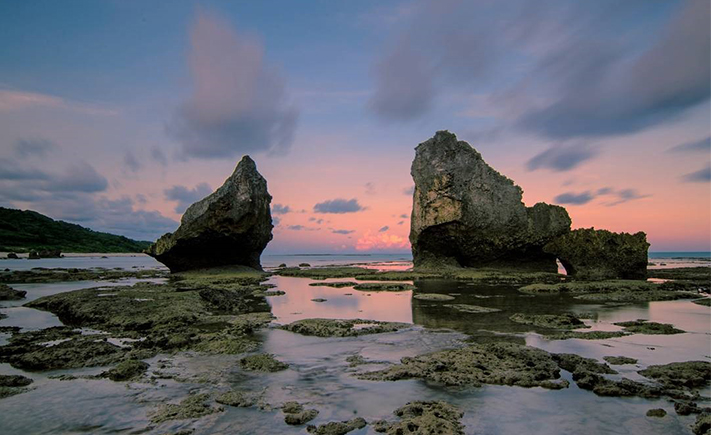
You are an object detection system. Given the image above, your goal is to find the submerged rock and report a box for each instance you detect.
[372,401,464,435]
[216,390,259,408]
[150,393,223,423]
[0,284,26,300]
[543,228,649,280]
[0,374,33,387]
[646,408,667,418]
[307,417,367,435]
[146,156,273,272]
[603,356,638,365]
[509,313,588,330]
[359,342,567,389]
[100,359,149,381]
[409,131,570,272]
[282,402,319,425]
[282,318,408,337]
[239,353,289,372]
[613,320,685,335]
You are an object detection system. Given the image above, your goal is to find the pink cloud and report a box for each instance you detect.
[356,231,410,251]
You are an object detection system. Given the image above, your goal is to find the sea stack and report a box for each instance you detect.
[543,228,650,280]
[146,156,273,272]
[409,131,571,272]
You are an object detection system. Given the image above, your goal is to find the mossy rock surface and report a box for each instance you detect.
[359,342,567,389]
[614,320,685,335]
[306,417,367,435]
[101,359,149,381]
[352,283,415,292]
[281,318,409,338]
[510,313,588,330]
[372,401,465,435]
[239,353,289,372]
[150,393,223,423]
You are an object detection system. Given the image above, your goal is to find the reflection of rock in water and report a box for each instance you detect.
[410,279,590,342]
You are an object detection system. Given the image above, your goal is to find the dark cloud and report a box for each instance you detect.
[527,144,597,172]
[272,203,291,214]
[332,229,354,235]
[287,225,320,231]
[168,10,298,159]
[668,137,710,153]
[272,216,281,226]
[0,158,51,181]
[397,221,404,225]
[371,0,709,145]
[403,186,414,195]
[378,225,389,232]
[164,182,212,214]
[123,151,141,173]
[15,139,55,158]
[554,187,650,206]
[682,165,711,183]
[605,188,650,206]
[150,146,168,166]
[399,214,409,219]
[313,198,364,214]
[553,191,594,205]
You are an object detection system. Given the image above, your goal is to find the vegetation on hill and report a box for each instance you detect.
[0,207,151,253]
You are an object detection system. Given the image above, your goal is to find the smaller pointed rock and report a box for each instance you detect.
[146,156,273,272]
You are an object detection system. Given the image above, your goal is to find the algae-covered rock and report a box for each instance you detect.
[352,283,415,292]
[603,356,638,365]
[0,374,33,387]
[277,267,377,279]
[0,284,26,300]
[675,401,705,416]
[692,411,711,435]
[412,293,455,301]
[519,279,697,302]
[100,359,149,381]
[373,401,464,435]
[638,361,711,389]
[444,304,501,314]
[509,313,588,330]
[150,393,223,423]
[543,228,649,280]
[646,408,667,418]
[359,342,567,389]
[146,156,273,272]
[215,390,259,407]
[281,318,409,337]
[307,417,367,435]
[239,353,288,372]
[309,281,357,288]
[282,402,319,425]
[613,320,685,335]
[546,331,628,340]
[409,131,570,272]
[553,353,617,376]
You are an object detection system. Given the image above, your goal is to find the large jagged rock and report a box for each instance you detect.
[410,131,571,272]
[543,228,649,280]
[146,156,273,272]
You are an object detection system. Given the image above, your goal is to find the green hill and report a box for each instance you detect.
[0,207,151,253]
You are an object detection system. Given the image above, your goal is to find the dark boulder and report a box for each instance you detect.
[6,253,18,259]
[544,228,649,280]
[409,131,571,272]
[0,284,26,301]
[146,156,273,272]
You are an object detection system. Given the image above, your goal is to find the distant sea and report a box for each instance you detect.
[648,252,711,259]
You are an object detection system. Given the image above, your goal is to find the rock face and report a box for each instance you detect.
[146,156,273,272]
[410,131,571,272]
[543,228,649,280]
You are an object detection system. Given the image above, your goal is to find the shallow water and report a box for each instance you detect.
[0,256,709,434]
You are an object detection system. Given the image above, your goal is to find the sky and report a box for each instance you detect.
[0,0,709,253]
